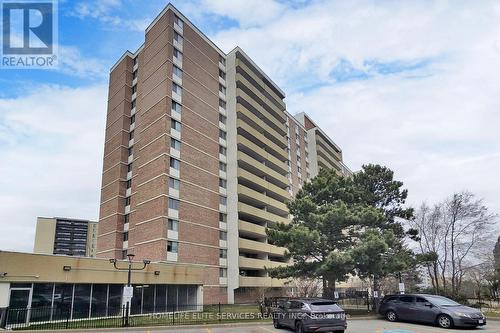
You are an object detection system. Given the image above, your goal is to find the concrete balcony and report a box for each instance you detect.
[237,134,288,175]
[238,168,290,202]
[237,105,287,148]
[238,184,288,215]
[238,151,289,188]
[239,256,287,270]
[238,238,286,257]
[236,73,286,123]
[239,220,266,237]
[238,202,289,225]
[239,276,286,288]
[236,59,286,111]
[316,132,342,161]
[236,88,287,136]
[237,120,288,161]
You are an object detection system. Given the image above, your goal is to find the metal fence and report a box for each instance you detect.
[2,303,267,330]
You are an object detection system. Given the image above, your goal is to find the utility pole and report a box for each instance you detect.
[109,254,151,327]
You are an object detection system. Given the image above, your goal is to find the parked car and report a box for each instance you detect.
[378,294,486,328]
[272,298,347,333]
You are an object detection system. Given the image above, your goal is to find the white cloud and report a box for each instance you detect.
[207,0,500,219]
[58,46,108,78]
[71,0,150,32]
[199,0,286,27]
[0,85,107,252]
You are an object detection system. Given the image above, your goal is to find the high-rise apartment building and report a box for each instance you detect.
[294,112,352,177]
[97,4,350,304]
[34,217,98,257]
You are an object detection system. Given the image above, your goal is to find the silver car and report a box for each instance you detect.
[378,294,486,328]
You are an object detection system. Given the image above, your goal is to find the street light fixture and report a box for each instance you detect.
[109,253,150,327]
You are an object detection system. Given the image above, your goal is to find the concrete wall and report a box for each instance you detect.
[33,217,56,254]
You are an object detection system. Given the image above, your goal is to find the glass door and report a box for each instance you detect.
[7,289,31,325]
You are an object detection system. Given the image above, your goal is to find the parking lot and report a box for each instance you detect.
[71,318,499,333]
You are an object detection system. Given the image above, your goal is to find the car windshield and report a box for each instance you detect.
[425,296,461,306]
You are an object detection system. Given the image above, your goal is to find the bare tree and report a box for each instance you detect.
[411,191,497,296]
[289,278,322,298]
[410,203,443,293]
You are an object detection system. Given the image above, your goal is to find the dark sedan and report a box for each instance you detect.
[273,298,347,333]
[378,294,486,328]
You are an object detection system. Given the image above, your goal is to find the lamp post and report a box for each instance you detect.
[109,254,151,327]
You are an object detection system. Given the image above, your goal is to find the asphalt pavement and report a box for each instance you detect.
[46,318,499,333]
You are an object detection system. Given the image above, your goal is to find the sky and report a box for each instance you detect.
[0,0,499,252]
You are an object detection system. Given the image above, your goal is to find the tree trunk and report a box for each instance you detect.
[323,275,336,299]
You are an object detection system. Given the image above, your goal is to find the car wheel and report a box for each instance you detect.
[385,310,397,322]
[437,314,453,328]
[273,318,282,329]
[295,321,305,333]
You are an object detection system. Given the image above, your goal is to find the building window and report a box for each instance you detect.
[131,85,137,94]
[220,196,227,205]
[219,68,226,80]
[172,82,182,96]
[128,147,133,156]
[171,138,181,150]
[169,177,180,190]
[219,268,227,278]
[219,54,225,66]
[298,166,302,173]
[170,157,180,170]
[131,100,136,109]
[174,14,183,28]
[171,119,182,131]
[133,70,137,79]
[167,241,178,253]
[219,113,226,125]
[129,130,134,140]
[219,249,227,259]
[173,65,182,79]
[122,250,128,258]
[126,179,131,189]
[219,99,226,109]
[168,219,179,231]
[219,129,226,140]
[219,178,227,188]
[123,232,128,242]
[125,197,131,206]
[219,146,226,156]
[219,83,226,95]
[127,163,133,172]
[219,230,227,241]
[173,48,183,61]
[219,162,226,172]
[168,198,180,210]
[130,114,135,125]
[219,213,227,222]
[174,31,183,44]
[172,100,182,114]
[124,214,129,224]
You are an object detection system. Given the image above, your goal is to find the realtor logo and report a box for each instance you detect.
[1,0,58,68]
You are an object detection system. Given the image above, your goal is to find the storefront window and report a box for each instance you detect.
[107,284,123,316]
[142,285,155,314]
[91,284,108,318]
[72,284,91,319]
[167,285,177,311]
[155,285,167,313]
[130,285,142,315]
